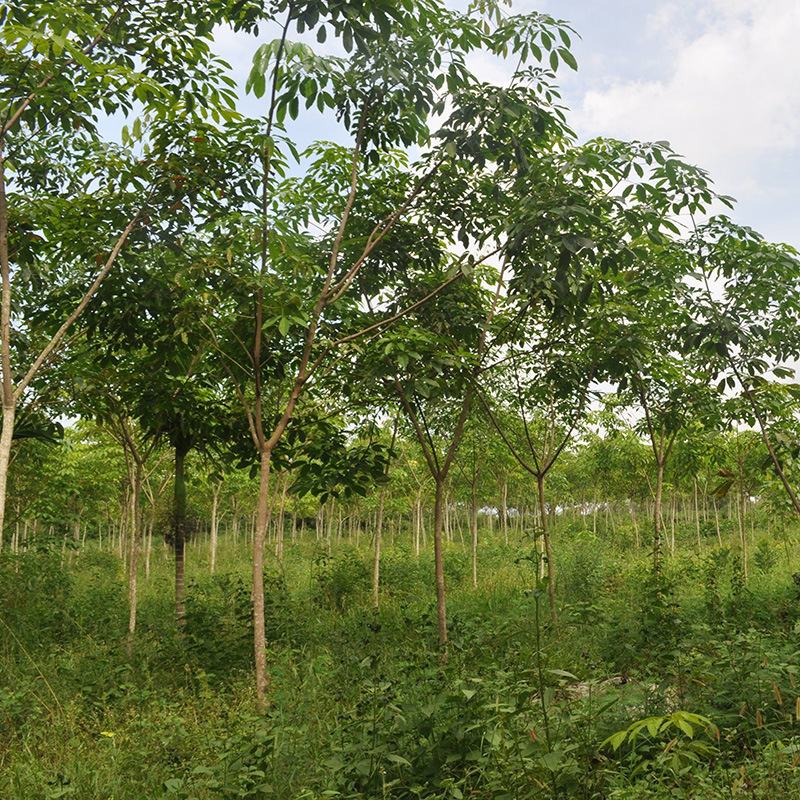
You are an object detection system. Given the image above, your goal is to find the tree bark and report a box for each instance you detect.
[738,473,748,580]
[127,460,143,656]
[0,145,13,552]
[275,472,288,560]
[373,483,386,609]
[501,480,508,545]
[174,445,188,624]
[653,459,664,572]
[470,482,478,589]
[210,480,221,573]
[253,446,274,712]
[0,404,15,554]
[433,477,447,650]
[693,477,701,554]
[537,474,557,623]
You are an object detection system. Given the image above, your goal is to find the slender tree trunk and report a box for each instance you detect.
[414,489,422,556]
[444,490,451,543]
[275,472,288,560]
[433,477,447,650]
[145,519,152,580]
[670,484,677,557]
[501,480,508,545]
[693,477,701,554]
[232,500,239,548]
[471,483,478,589]
[174,446,188,624]
[653,459,664,572]
[210,481,221,574]
[253,446,274,712]
[373,483,387,609]
[712,497,722,546]
[0,402,15,556]
[538,474,557,623]
[0,149,15,553]
[455,501,464,547]
[120,496,128,566]
[738,478,748,580]
[127,460,143,656]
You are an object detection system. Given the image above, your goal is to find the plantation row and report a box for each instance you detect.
[5,418,787,578]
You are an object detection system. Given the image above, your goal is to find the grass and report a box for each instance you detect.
[2,522,800,798]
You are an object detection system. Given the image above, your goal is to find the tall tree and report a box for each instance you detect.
[0,0,252,550]
[199,1,581,705]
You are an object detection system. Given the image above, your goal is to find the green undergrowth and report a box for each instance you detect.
[2,529,800,798]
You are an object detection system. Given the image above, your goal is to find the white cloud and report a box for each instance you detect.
[573,0,800,195]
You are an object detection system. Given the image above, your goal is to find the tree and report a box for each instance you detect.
[682,218,800,516]
[479,344,597,622]
[195,1,582,703]
[0,0,253,551]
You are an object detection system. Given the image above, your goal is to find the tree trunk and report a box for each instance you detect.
[127,460,143,656]
[0,406,15,556]
[373,483,387,609]
[0,148,15,555]
[471,482,478,589]
[145,519,153,580]
[433,477,447,650]
[253,446,274,712]
[712,497,722,545]
[653,460,664,572]
[414,489,422,556]
[501,480,508,545]
[444,489,451,543]
[670,485,677,557]
[538,474,557,623]
[174,446,188,624]
[693,477,701,555]
[210,481,221,574]
[275,472,288,560]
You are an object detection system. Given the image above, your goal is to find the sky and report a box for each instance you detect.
[211,0,800,251]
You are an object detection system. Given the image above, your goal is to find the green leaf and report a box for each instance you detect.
[547,669,578,680]
[558,48,577,71]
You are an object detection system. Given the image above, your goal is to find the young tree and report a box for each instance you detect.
[198,1,581,703]
[683,219,800,516]
[0,0,251,550]
[479,345,597,622]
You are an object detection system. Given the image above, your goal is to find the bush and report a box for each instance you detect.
[313,547,369,610]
